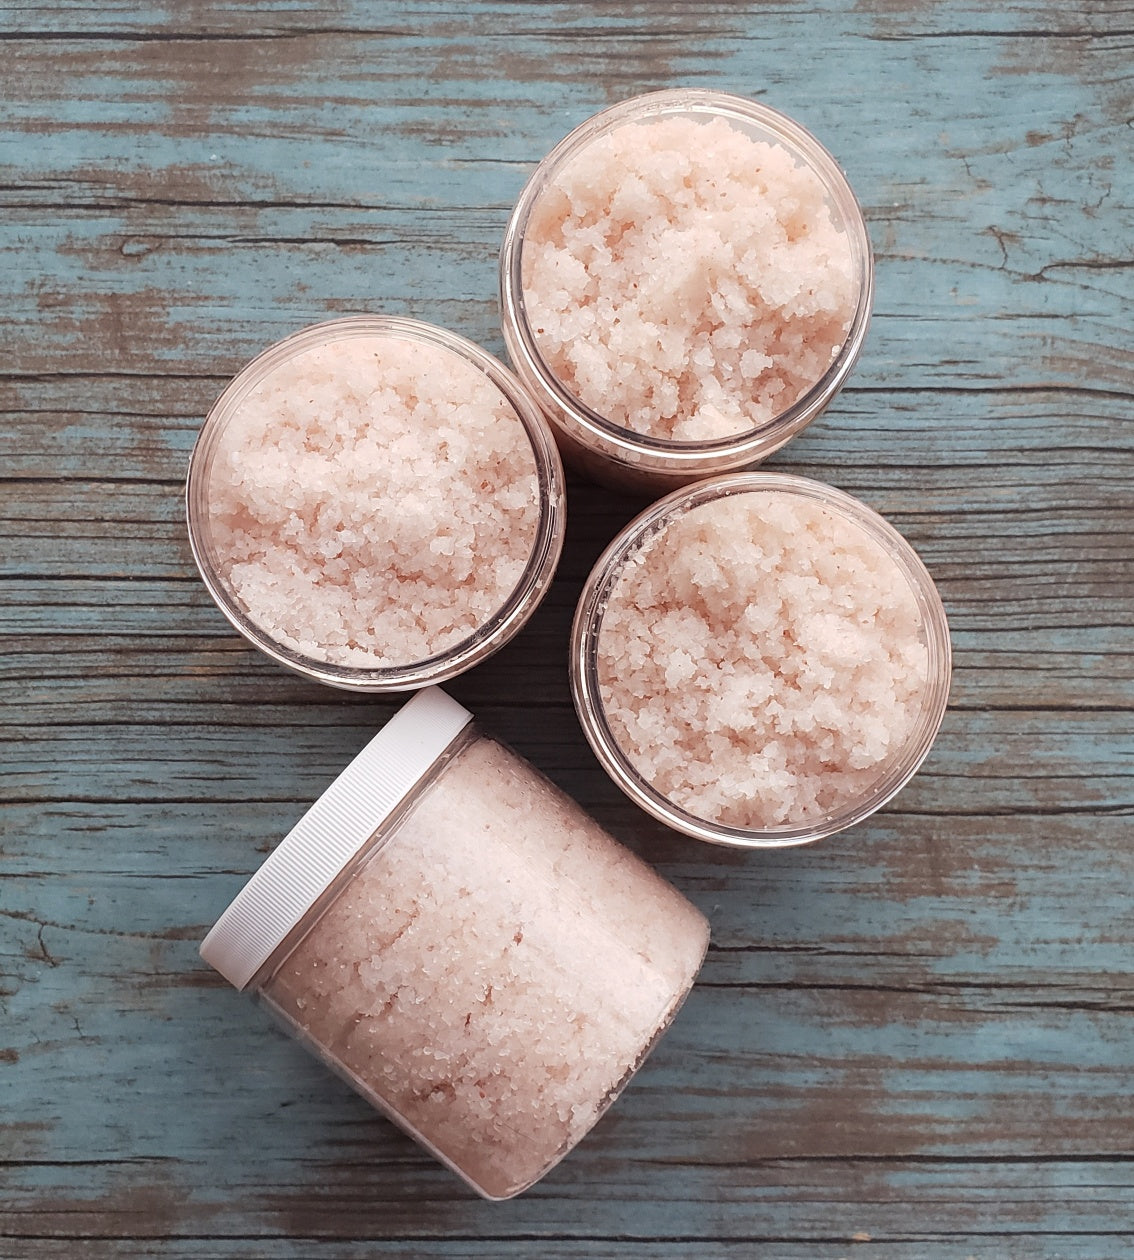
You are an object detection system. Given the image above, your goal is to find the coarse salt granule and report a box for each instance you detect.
[261,732,709,1199]
[522,114,856,442]
[206,334,540,668]
[596,491,929,828]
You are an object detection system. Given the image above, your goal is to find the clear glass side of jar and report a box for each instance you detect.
[247,723,709,1200]
[500,89,875,495]
[570,472,952,848]
[185,316,567,692]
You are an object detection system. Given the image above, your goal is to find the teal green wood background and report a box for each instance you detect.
[2,2,1131,1256]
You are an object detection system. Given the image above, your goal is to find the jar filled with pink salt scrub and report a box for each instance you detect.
[500,90,874,494]
[571,474,951,847]
[200,687,709,1200]
[185,316,566,691]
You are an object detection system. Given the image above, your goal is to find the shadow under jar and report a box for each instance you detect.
[500,89,874,494]
[200,688,709,1200]
[185,316,566,691]
[571,474,951,847]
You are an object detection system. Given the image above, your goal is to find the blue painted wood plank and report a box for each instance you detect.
[3,376,1130,488]
[3,1244,1134,1260]
[3,792,1133,987]
[0,10,1129,390]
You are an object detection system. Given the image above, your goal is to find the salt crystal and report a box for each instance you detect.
[261,732,708,1199]
[593,489,932,829]
[522,114,856,441]
[205,332,541,669]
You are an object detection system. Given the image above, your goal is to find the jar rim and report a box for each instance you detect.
[570,472,952,848]
[185,315,567,692]
[500,89,875,475]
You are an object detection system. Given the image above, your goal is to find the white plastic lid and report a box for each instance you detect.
[200,686,473,990]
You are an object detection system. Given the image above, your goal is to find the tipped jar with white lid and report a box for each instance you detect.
[571,473,951,847]
[185,316,566,691]
[200,688,709,1200]
[500,89,874,493]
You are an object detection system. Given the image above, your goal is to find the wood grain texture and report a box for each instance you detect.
[1,1,1132,1256]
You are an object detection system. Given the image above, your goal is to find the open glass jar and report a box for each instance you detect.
[186,316,566,691]
[200,688,709,1200]
[500,89,874,494]
[571,473,951,847]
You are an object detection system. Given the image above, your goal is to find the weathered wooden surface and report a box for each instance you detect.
[1,1,1131,1256]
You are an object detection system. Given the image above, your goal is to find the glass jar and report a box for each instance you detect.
[185,316,566,691]
[571,473,951,847]
[200,688,710,1200]
[500,89,874,494]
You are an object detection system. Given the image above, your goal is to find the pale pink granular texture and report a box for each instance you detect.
[262,734,708,1199]
[207,335,539,668]
[597,492,929,828]
[522,114,856,441]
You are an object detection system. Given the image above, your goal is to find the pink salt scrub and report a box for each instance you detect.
[259,726,708,1199]
[206,333,540,669]
[594,490,930,829]
[522,113,856,442]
